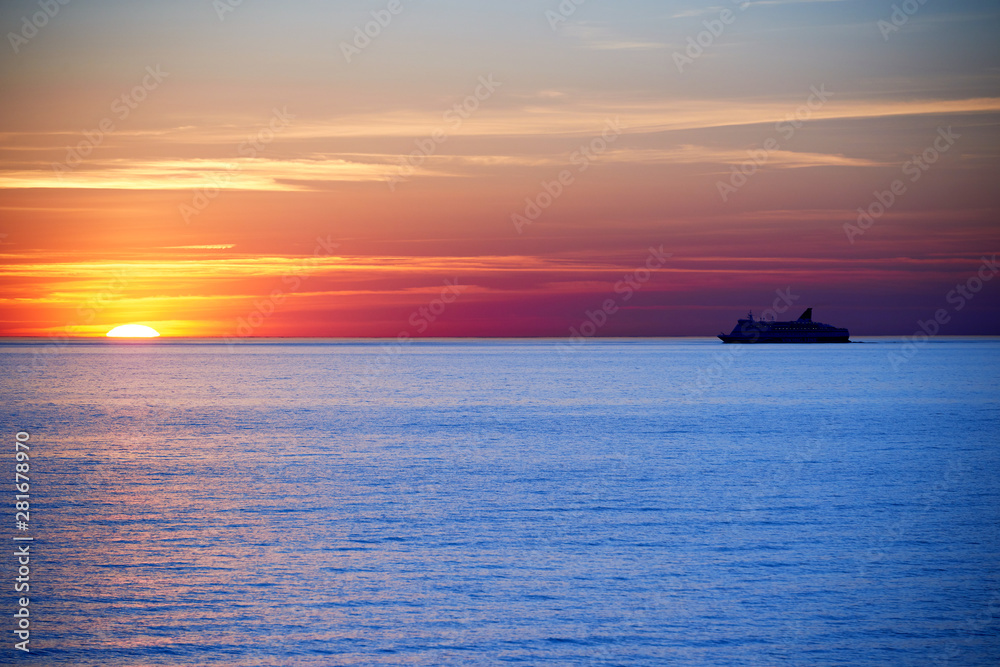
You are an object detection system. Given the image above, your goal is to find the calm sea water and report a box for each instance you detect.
[2,338,998,666]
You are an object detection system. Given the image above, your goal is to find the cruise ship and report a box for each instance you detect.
[718,308,850,343]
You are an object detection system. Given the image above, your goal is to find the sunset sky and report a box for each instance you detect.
[1,0,998,337]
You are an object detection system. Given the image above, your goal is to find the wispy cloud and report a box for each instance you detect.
[2,94,992,190]
[562,24,668,51]
[0,157,387,190]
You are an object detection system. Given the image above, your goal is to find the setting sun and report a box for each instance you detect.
[106,324,160,338]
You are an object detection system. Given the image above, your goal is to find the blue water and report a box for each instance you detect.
[2,338,999,665]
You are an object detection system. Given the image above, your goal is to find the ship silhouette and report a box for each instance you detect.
[718,308,850,343]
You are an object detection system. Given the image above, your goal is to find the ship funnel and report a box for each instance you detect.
[797,308,813,321]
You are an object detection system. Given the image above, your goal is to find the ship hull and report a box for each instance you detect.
[718,334,850,344]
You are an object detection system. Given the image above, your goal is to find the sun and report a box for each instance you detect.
[106,324,161,338]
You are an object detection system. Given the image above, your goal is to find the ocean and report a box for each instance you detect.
[2,338,999,665]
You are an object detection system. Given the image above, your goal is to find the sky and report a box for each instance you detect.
[1,0,998,337]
